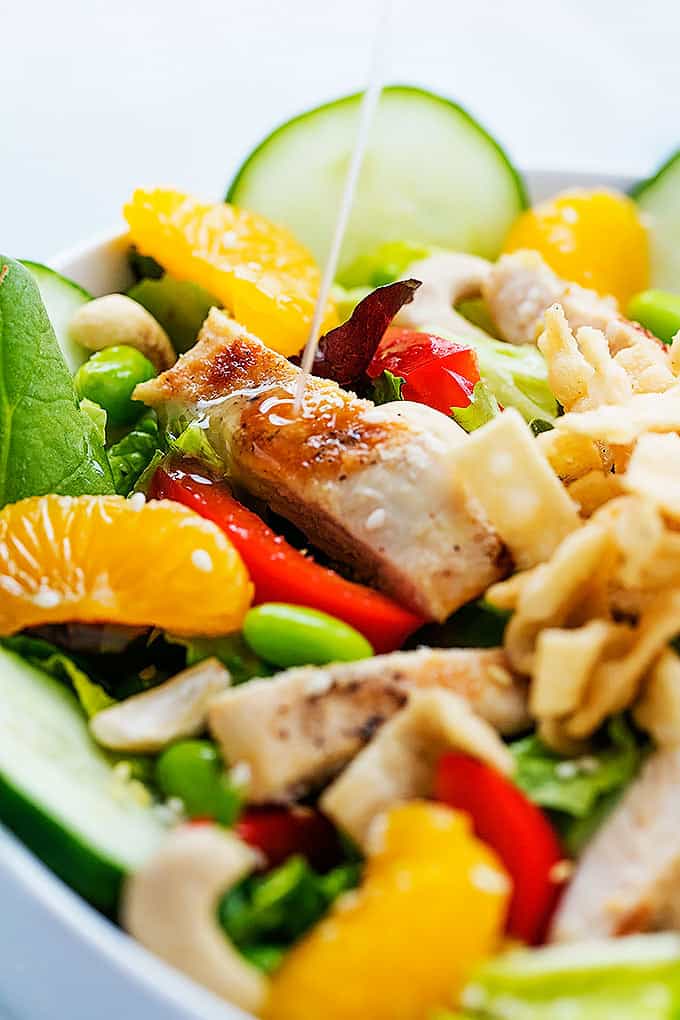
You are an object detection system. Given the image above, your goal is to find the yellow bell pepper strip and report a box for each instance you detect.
[263,801,510,1020]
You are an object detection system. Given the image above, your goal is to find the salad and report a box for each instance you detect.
[3,84,680,1019]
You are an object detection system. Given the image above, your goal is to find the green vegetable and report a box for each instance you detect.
[331,284,373,323]
[423,322,557,423]
[127,275,217,353]
[156,739,241,825]
[219,854,361,973]
[451,381,500,432]
[170,632,272,685]
[627,289,680,344]
[75,345,155,427]
[0,634,114,718]
[529,418,554,436]
[631,149,680,292]
[107,412,163,496]
[511,716,644,855]
[0,646,165,911]
[79,398,108,445]
[128,248,164,281]
[21,260,92,373]
[372,369,404,405]
[0,256,114,506]
[459,933,680,1019]
[407,599,510,651]
[167,419,221,470]
[243,603,373,668]
[227,86,526,274]
[338,241,431,289]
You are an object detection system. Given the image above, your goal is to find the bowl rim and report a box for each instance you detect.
[1,166,636,1020]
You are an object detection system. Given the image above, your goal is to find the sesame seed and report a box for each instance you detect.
[191,549,213,572]
[365,507,386,531]
[128,491,146,510]
[471,863,510,895]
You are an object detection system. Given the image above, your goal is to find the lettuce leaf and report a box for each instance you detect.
[219,855,361,973]
[0,634,114,717]
[0,256,114,506]
[451,381,500,432]
[511,717,644,855]
[337,241,430,289]
[107,412,163,496]
[372,369,404,405]
[458,934,680,1020]
[420,321,557,423]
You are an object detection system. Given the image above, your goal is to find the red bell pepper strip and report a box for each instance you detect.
[367,328,480,417]
[150,461,424,653]
[434,753,564,945]
[236,807,342,871]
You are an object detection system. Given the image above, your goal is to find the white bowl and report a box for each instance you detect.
[0,169,631,1020]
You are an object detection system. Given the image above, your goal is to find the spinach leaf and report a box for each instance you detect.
[219,855,361,973]
[0,257,114,506]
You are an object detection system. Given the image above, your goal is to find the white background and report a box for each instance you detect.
[2,0,680,261]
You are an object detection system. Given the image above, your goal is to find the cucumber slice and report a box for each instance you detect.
[0,647,166,912]
[227,86,527,275]
[632,150,680,292]
[22,261,91,373]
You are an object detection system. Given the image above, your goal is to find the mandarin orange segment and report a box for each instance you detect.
[124,189,337,357]
[0,495,252,636]
[503,188,649,306]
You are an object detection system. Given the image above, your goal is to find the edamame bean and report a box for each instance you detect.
[156,739,240,825]
[74,345,155,426]
[242,603,373,668]
[627,289,680,345]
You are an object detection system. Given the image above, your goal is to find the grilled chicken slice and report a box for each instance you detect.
[483,251,620,344]
[550,748,680,942]
[136,309,504,620]
[207,647,528,803]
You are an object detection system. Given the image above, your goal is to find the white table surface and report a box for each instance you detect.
[3,0,680,260]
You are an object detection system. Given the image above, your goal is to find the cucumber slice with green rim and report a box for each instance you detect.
[227,86,527,277]
[631,149,680,293]
[22,261,91,373]
[0,647,166,912]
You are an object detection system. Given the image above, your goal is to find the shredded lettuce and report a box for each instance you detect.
[511,717,644,855]
[451,381,500,432]
[219,855,361,973]
[167,419,222,471]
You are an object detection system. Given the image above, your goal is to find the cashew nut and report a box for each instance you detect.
[90,658,231,753]
[394,252,493,342]
[69,294,176,371]
[321,688,514,849]
[122,824,268,1013]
